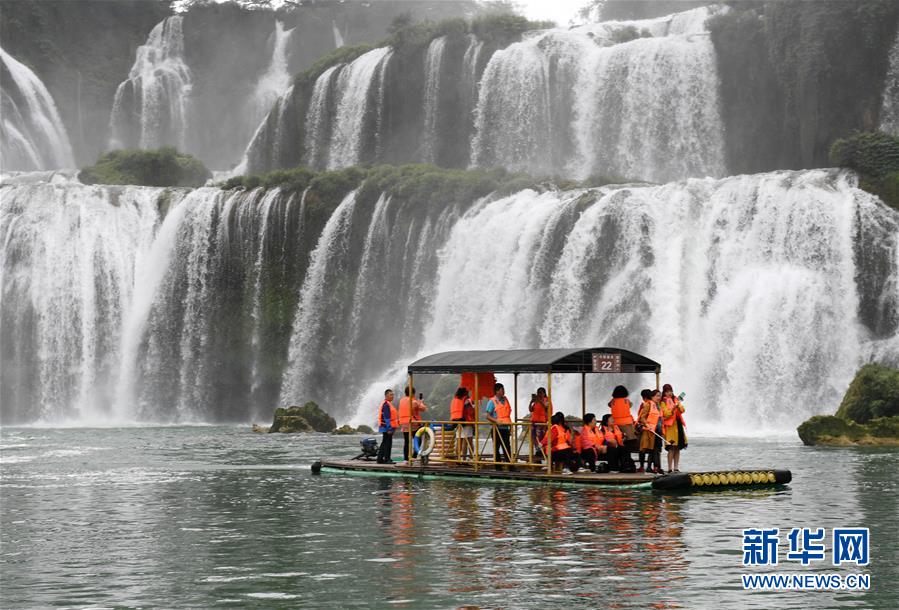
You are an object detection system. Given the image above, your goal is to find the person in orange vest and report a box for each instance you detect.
[607,385,637,453]
[661,383,687,473]
[398,386,427,462]
[450,387,475,461]
[485,382,513,464]
[599,413,624,471]
[528,387,550,460]
[376,388,397,464]
[541,411,578,473]
[578,413,607,472]
[637,389,663,473]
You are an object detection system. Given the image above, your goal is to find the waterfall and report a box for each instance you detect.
[422,36,448,163]
[0,178,172,423]
[332,20,345,49]
[303,66,341,169]
[248,21,294,131]
[109,16,193,151]
[3,169,897,428]
[881,31,899,137]
[348,169,899,430]
[471,6,725,181]
[326,48,393,170]
[0,47,75,171]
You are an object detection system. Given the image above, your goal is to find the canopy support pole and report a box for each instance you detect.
[513,372,519,461]
[408,373,414,465]
[581,372,586,421]
[655,369,660,391]
[546,371,552,474]
[474,374,479,472]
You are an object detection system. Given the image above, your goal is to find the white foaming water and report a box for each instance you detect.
[3,170,898,431]
[109,16,193,150]
[0,47,75,171]
[280,190,359,405]
[880,31,899,137]
[471,6,725,182]
[326,48,393,169]
[303,66,341,169]
[422,36,447,163]
[0,180,173,422]
[349,170,899,432]
[248,21,294,131]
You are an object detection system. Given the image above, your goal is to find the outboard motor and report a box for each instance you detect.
[353,437,379,461]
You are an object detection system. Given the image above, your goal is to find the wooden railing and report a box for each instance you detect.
[405,419,554,472]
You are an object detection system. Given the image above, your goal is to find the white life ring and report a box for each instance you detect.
[415,426,435,457]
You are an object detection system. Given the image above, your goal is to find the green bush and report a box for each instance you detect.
[829,132,899,210]
[835,363,899,423]
[80,147,211,188]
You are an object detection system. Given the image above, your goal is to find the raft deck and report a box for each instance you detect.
[316,459,657,487]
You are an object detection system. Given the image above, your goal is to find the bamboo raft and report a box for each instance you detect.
[312,459,791,491]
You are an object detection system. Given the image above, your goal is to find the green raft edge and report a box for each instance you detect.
[317,466,654,490]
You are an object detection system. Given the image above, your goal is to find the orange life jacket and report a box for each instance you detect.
[398,396,413,426]
[530,400,547,423]
[610,397,634,425]
[491,396,512,423]
[644,402,661,430]
[450,396,465,420]
[603,425,623,446]
[581,425,602,450]
[378,400,398,429]
[548,423,570,451]
[662,397,677,429]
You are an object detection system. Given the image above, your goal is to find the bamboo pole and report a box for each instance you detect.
[581,372,586,421]
[513,372,519,462]
[408,373,414,464]
[474,374,479,472]
[655,369,660,391]
[546,371,552,474]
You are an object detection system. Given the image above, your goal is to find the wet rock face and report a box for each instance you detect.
[269,402,335,433]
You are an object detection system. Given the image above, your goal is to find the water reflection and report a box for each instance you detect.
[1,428,897,609]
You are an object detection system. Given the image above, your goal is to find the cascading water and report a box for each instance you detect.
[421,36,447,163]
[347,169,899,431]
[247,21,294,133]
[881,31,899,137]
[0,47,75,171]
[0,177,172,423]
[2,169,897,428]
[325,47,393,169]
[471,6,726,181]
[109,16,193,151]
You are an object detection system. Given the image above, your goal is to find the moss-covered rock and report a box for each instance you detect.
[355,424,374,434]
[80,147,211,187]
[271,401,336,433]
[332,424,357,435]
[797,363,899,446]
[829,132,899,210]
[269,407,313,433]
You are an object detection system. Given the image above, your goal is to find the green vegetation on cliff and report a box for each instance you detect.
[829,132,899,210]
[797,363,899,446]
[80,148,211,188]
[709,1,899,174]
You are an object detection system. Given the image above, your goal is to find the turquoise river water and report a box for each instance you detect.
[1,427,897,609]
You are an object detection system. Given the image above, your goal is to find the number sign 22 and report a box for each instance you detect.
[592,352,622,373]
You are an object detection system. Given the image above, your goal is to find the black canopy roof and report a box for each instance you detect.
[407,348,660,375]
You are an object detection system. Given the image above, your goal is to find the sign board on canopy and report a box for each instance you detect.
[592,352,621,373]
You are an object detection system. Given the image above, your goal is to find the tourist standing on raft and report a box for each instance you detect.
[377,389,397,464]
[450,387,476,461]
[638,389,663,473]
[529,387,550,458]
[485,383,513,463]
[398,386,427,462]
[661,384,687,472]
